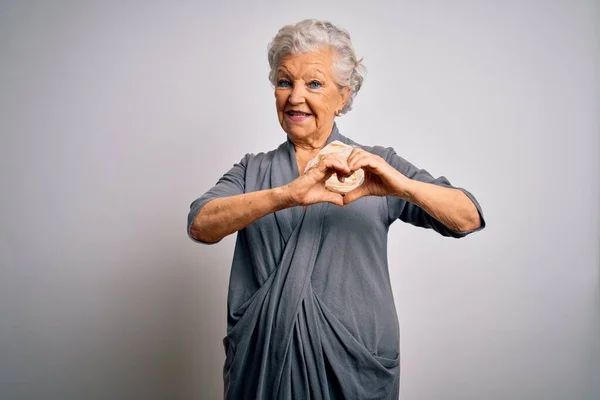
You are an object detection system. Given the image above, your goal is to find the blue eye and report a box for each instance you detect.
[277,79,292,88]
[308,80,322,89]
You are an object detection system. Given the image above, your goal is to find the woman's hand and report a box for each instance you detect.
[285,154,351,207]
[343,148,411,205]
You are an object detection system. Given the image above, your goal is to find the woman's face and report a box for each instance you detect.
[275,48,350,146]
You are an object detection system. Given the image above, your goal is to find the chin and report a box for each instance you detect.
[281,123,313,140]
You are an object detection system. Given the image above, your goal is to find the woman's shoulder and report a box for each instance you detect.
[233,141,286,170]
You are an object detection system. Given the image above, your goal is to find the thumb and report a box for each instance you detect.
[322,191,345,206]
[343,184,370,205]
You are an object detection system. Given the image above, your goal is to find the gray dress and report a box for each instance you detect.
[187,125,485,399]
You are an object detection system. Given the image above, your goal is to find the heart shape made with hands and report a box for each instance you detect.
[303,140,365,195]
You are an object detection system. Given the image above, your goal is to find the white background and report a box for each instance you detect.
[1,0,598,399]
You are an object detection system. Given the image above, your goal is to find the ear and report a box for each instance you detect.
[339,87,351,111]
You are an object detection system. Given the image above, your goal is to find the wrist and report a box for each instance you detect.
[273,185,298,208]
[391,170,416,201]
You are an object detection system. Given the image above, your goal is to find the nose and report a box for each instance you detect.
[288,82,306,105]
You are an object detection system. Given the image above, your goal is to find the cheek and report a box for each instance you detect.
[274,92,285,109]
[312,93,336,115]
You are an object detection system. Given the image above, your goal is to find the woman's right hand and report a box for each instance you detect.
[191,154,351,243]
[285,155,351,207]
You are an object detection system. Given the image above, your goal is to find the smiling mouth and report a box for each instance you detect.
[286,110,311,117]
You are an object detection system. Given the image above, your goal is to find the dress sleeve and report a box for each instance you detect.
[383,148,486,238]
[186,154,248,244]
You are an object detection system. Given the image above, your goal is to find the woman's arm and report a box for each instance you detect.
[189,187,293,243]
[190,155,351,243]
[401,180,480,232]
[343,148,482,233]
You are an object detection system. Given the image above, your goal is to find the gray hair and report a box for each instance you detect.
[267,19,365,114]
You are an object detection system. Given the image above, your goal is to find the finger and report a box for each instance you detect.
[348,154,385,174]
[305,167,333,183]
[308,166,347,186]
[319,191,344,206]
[346,148,373,168]
[343,184,370,205]
[322,153,350,169]
[318,157,351,175]
[347,153,372,171]
[346,148,367,166]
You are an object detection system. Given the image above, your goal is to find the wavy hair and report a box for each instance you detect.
[267,19,366,114]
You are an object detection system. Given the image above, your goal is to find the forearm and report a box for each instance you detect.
[402,179,481,232]
[190,187,294,243]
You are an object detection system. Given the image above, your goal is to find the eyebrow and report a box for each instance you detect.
[276,67,327,80]
[312,69,326,79]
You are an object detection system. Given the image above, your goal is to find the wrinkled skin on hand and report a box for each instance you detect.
[287,145,411,207]
[343,148,411,205]
[303,141,364,195]
[286,153,352,206]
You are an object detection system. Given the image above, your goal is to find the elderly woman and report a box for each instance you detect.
[188,19,484,399]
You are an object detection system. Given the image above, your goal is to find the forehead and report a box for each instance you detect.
[277,48,335,77]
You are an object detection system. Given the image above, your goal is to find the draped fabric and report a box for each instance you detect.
[188,125,485,399]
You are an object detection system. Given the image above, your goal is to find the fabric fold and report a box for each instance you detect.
[187,123,485,399]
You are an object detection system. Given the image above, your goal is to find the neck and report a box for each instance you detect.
[289,123,335,152]
[290,124,336,174]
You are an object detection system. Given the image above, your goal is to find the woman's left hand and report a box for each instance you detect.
[343,148,411,205]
